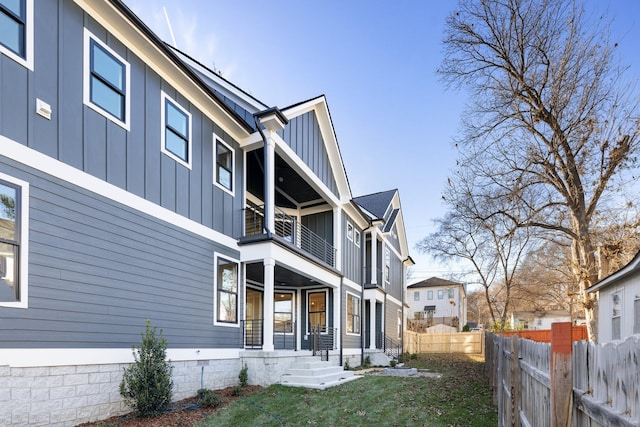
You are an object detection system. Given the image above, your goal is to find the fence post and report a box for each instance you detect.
[510,335,521,427]
[497,336,504,426]
[551,322,573,427]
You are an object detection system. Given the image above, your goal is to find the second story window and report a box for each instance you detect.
[161,92,191,168]
[215,138,234,195]
[84,29,130,130]
[0,0,32,69]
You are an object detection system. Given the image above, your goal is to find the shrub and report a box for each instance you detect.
[410,353,418,360]
[119,320,173,417]
[363,356,371,368]
[344,358,351,370]
[230,385,244,396]
[389,359,397,368]
[239,363,248,387]
[197,388,222,409]
[462,324,471,332]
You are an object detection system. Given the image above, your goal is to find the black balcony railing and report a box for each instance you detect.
[242,319,263,349]
[244,203,337,267]
[378,332,403,362]
[310,325,337,361]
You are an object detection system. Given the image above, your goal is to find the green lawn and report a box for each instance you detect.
[197,353,497,427]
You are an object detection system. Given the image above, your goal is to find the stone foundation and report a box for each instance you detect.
[0,358,242,427]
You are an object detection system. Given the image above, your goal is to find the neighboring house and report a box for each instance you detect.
[0,1,412,425]
[510,310,571,330]
[406,277,467,331]
[587,250,640,343]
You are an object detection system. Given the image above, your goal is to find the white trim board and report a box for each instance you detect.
[0,134,239,250]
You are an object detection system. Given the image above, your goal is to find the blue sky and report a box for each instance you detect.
[123,0,640,283]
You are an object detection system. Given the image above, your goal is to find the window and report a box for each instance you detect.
[215,255,238,324]
[414,291,420,301]
[347,222,353,241]
[84,29,130,130]
[0,0,33,69]
[354,229,361,247]
[346,292,360,334]
[0,173,28,308]
[384,246,390,284]
[612,292,621,340]
[427,290,433,300]
[438,290,444,299]
[308,291,327,333]
[161,92,191,168]
[275,292,293,334]
[397,310,402,339]
[215,137,234,195]
[448,288,454,298]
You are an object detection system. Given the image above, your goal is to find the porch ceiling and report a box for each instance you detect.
[246,262,320,288]
[247,148,323,208]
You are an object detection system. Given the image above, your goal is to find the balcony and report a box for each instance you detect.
[243,203,337,268]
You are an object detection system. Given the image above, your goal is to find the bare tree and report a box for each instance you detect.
[418,168,533,328]
[439,0,640,341]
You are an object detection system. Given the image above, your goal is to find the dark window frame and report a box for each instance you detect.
[0,0,26,58]
[215,138,234,194]
[0,178,22,305]
[216,256,238,324]
[162,93,191,166]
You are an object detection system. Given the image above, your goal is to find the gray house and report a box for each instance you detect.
[0,0,412,425]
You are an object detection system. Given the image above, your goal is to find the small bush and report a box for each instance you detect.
[363,356,371,368]
[119,320,173,417]
[389,359,397,368]
[462,324,471,332]
[344,359,351,370]
[239,363,248,387]
[230,385,244,396]
[410,353,418,360]
[197,388,222,409]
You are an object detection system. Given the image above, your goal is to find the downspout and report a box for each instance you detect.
[254,117,272,238]
[340,276,344,367]
[360,218,376,366]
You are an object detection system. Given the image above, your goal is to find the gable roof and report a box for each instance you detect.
[352,190,397,219]
[408,277,464,289]
[587,250,640,294]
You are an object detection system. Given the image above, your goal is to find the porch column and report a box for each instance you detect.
[333,207,341,270]
[370,229,378,285]
[264,133,276,234]
[263,258,275,351]
[333,286,341,351]
[369,298,377,349]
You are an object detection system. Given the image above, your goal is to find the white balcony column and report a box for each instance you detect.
[263,258,275,351]
[264,133,276,234]
[333,286,341,350]
[369,299,377,349]
[333,207,341,270]
[370,229,378,285]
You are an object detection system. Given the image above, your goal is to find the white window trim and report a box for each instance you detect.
[0,0,33,70]
[345,291,361,336]
[274,290,295,336]
[83,28,131,131]
[213,252,240,328]
[0,172,29,309]
[397,309,402,339]
[160,91,192,169]
[354,229,361,247]
[307,289,328,334]
[346,221,353,241]
[213,135,235,196]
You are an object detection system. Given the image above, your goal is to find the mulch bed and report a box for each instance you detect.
[77,385,262,427]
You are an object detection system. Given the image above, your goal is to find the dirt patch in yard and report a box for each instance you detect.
[76,385,261,427]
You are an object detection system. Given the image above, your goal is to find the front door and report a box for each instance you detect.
[245,288,263,348]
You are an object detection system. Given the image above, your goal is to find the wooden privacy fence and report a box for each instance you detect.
[499,325,588,343]
[404,330,484,354]
[486,323,640,427]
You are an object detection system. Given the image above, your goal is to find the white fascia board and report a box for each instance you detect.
[343,278,363,293]
[364,288,386,303]
[73,0,250,141]
[0,135,239,250]
[387,294,402,307]
[282,97,351,200]
[239,132,264,151]
[343,203,369,229]
[239,241,341,288]
[1,348,242,368]
[272,133,340,207]
[588,253,640,293]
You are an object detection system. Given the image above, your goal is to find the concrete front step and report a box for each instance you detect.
[280,358,362,390]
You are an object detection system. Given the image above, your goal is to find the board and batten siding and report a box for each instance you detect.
[341,212,363,284]
[278,111,338,197]
[0,158,241,349]
[0,0,243,240]
[384,298,403,342]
